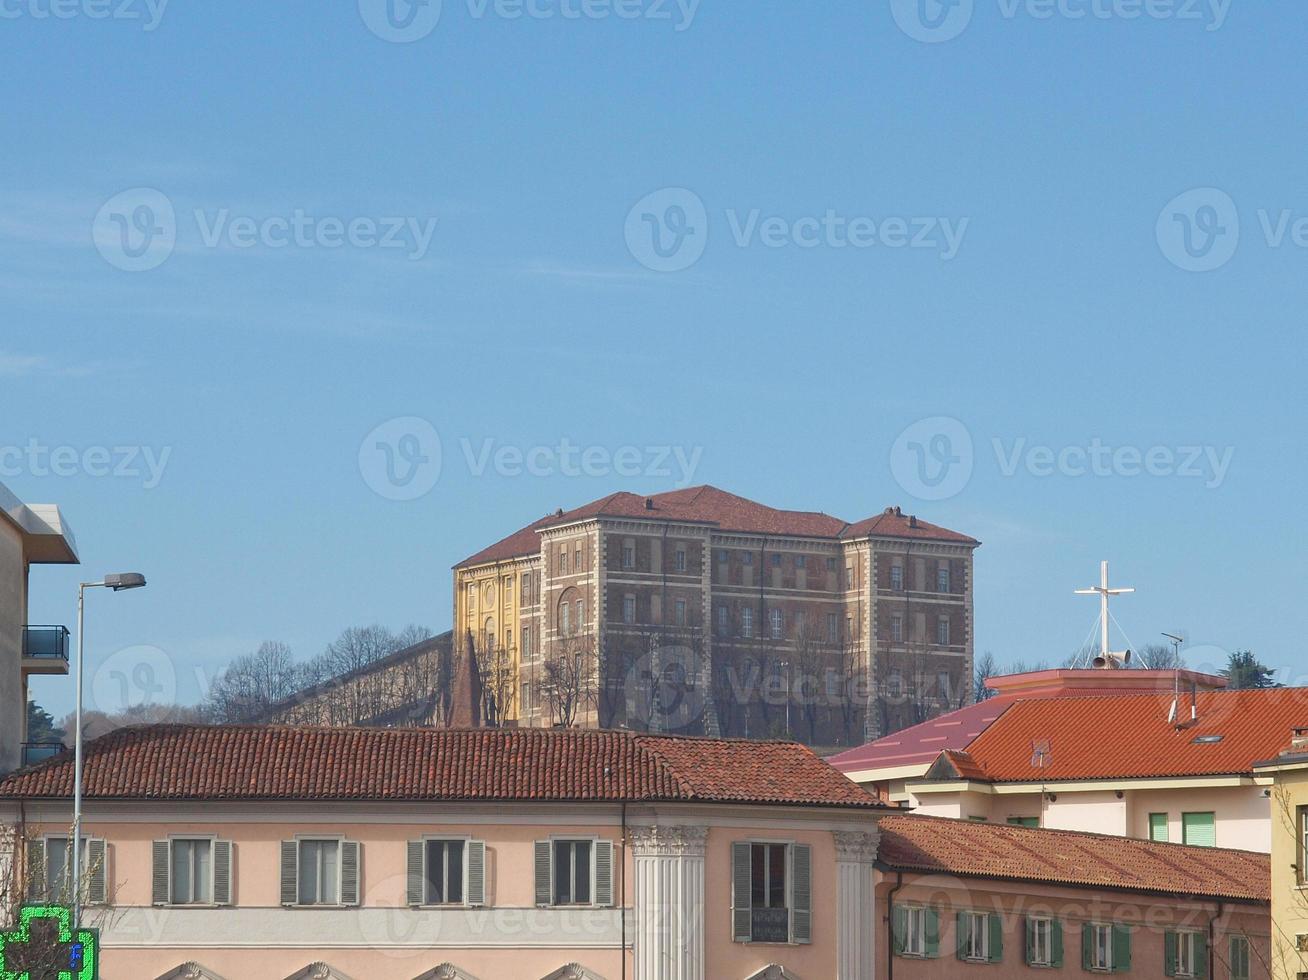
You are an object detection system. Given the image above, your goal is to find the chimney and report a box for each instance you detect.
[909,515,919,528]
[1290,728,1308,753]
[645,498,655,511]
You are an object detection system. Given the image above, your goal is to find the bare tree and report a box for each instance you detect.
[541,634,598,728]
[973,650,999,702]
[467,631,517,728]
[203,640,303,723]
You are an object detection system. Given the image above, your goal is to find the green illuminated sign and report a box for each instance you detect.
[0,905,97,980]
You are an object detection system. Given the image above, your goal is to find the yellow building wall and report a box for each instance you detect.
[1269,768,1308,979]
[453,560,530,722]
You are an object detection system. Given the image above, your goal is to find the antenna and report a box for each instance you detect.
[1162,632,1184,663]
[1162,632,1184,723]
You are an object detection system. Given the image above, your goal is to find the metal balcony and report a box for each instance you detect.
[21,625,71,675]
[21,742,66,767]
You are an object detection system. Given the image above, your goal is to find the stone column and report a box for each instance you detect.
[834,830,880,980]
[631,825,708,980]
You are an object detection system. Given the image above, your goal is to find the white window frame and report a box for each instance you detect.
[675,599,687,627]
[1090,923,1114,972]
[717,605,729,635]
[420,834,472,908]
[167,834,218,906]
[961,910,990,962]
[742,607,754,638]
[740,836,798,944]
[295,835,345,907]
[559,551,568,574]
[1175,930,1200,978]
[769,609,783,640]
[560,601,572,635]
[1029,915,1053,967]
[903,905,928,957]
[621,541,635,569]
[891,615,904,643]
[1230,935,1250,980]
[937,565,950,592]
[827,613,839,644]
[548,834,601,908]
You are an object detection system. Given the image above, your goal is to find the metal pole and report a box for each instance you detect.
[72,583,85,928]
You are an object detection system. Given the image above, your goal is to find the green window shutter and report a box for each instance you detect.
[1052,919,1064,968]
[925,908,941,958]
[86,839,107,905]
[731,842,752,942]
[1112,924,1132,973]
[1195,934,1208,979]
[340,841,360,906]
[1165,932,1178,977]
[1182,812,1216,847]
[280,840,298,905]
[151,840,170,905]
[594,840,614,908]
[1024,917,1035,966]
[212,840,233,906]
[534,840,553,908]
[25,839,46,902]
[790,844,811,944]
[466,840,486,907]
[957,911,970,961]
[1082,924,1094,971]
[1149,813,1169,842]
[988,913,1004,963]
[1008,817,1039,828]
[892,906,908,956]
[406,840,424,906]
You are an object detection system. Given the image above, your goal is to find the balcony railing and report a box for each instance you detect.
[21,742,66,767]
[22,625,70,662]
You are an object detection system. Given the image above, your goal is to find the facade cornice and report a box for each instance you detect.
[629,824,709,858]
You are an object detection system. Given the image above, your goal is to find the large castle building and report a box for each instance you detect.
[453,486,978,745]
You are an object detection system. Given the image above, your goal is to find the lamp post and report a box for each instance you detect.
[72,572,146,928]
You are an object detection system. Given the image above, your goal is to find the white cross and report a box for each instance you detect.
[1075,560,1135,662]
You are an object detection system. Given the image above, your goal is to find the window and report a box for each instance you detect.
[1229,936,1250,980]
[559,551,568,574]
[826,557,837,572]
[170,839,213,905]
[560,602,571,635]
[1300,806,1308,883]
[937,616,951,645]
[937,565,950,592]
[732,841,812,945]
[937,670,951,702]
[522,626,531,658]
[891,615,904,643]
[717,549,729,564]
[959,911,997,963]
[623,595,636,625]
[1182,811,1216,847]
[675,599,687,627]
[742,552,753,565]
[675,548,687,571]
[622,542,635,569]
[503,576,513,602]
[895,905,934,958]
[466,583,476,610]
[717,605,729,636]
[1008,816,1040,828]
[1026,916,1059,967]
[424,839,465,905]
[574,598,583,629]
[553,840,592,905]
[769,608,783,639]
[1084,923,1130,973]
[742,607,754,638]
[770,554,782,567]
[574,546,582,571]
[41,837,88,903]
[1149,812,1169,842]
[1167,931,1206,978]
[297,839,341,905]
[890,564,904,591]
[521,573,531,603]
[827,613,840,644]
[793,611,806,639]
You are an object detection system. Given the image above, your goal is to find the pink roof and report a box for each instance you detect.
[828,698,1016,773]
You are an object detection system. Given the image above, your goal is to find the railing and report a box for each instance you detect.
[21,742,65,767]
[22,625,70,662]
[750,908,790,943]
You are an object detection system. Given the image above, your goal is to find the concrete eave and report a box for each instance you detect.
[906,773,1261,795]
[0,482,79,564]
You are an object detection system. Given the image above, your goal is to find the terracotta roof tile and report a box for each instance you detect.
[962,688,1308,782]
[0,725,885,809]
[457,486,974,568]
[878,814,1269,902]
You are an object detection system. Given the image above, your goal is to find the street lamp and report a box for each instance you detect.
[72,572,146,928]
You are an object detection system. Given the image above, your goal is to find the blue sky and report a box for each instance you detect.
[4,0,1305,719]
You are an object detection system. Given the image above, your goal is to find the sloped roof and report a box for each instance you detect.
[456,486,975,568]
[829,698,1016,774]
[0,725,885,809]
[878,814,1269,902]
[959,688,1308,782]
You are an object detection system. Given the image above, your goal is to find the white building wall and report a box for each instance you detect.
[0,520,26,774]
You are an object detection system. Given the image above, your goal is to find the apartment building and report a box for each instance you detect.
[0,480,79,775]
[1251,728,1308,978]
[453,486,979,745]
[0,724,885,980]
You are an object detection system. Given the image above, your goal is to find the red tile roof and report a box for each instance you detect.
[829,698,1015,774]
[878,814,1269,903]
[0,725,885,809]
[456,487,975,567]
[958,688,1308,782]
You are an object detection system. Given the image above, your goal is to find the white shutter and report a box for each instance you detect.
[340,841,361,906]
[279,841,298,905]
[466,840,486,907]
[594,840,614,908]
[151,840,170,905]
[212,840,233,906]
[534,841,552,907]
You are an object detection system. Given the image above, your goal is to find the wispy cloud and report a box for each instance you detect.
[518,258,695,287]
[0,350,120,379]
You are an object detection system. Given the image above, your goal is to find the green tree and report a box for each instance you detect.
[1220,650,1281,689]
[25,701,66,745]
